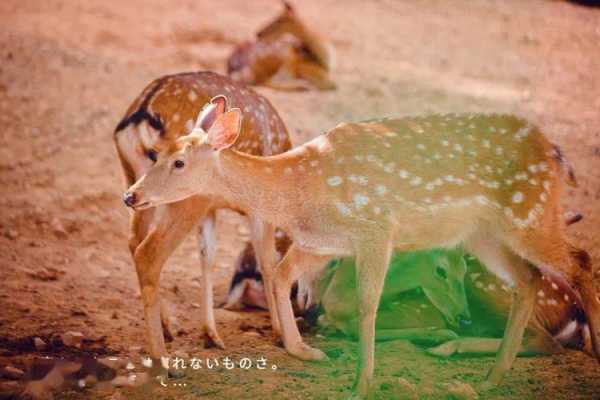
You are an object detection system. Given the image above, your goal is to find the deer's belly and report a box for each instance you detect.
[291,228,353,256]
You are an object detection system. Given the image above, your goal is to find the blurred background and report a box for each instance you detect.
[0,0,599,398]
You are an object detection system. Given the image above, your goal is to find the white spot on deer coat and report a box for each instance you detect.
[375,185,388,196]
[512,191,524,204]
[335,202,351,216]
[353,194,370,209]
[410,177,422,186]
[327,176,343,187]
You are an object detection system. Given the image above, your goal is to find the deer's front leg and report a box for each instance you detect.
[273,243,329,360]
[249,217,281,336]
[131,201,208,359]
[197,211,225,349]
[353,239,392,399]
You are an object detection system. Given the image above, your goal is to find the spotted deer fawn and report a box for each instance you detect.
[227,1,336,91]
[319,219,595,357]
[319,249,470,343]
[114,72,291,360]
[124,106,600,397]
[427,249,596,357]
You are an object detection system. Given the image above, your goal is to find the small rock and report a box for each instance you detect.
[33,337,47,350]
[1,365,25,380]
[50,218,68,239]
[4,229,18,240]
[63,331,84,347]
[111,311,119,319]
[445,381,478,400]
[27,267,63,281]
[191,303,201,309]
[242,331,261,338]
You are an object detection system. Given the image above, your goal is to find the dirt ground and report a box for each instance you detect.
[1,0,600,399]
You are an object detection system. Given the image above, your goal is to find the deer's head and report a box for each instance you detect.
[123,96,242,210]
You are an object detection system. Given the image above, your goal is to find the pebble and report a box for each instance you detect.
[51,218,68,239]
[4,229,18,240]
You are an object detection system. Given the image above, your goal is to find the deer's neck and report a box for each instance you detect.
[214,148,306,225]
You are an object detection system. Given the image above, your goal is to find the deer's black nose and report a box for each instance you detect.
[123,192,136,207]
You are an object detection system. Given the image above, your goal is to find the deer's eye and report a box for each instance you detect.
[174,159,185,169]
[435,266,447,280]
[147,149,158,162]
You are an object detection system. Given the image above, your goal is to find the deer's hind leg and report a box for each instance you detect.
[465,236,537,388]
[196,210,226,349]
[249,217,282,336]
[517,226,600,360]
[353,236,393,398]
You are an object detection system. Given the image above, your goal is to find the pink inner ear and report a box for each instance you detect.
[208,110,242,151]
[199,96,228,131]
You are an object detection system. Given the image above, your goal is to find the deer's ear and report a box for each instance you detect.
[206,108,242,151]
[194,95,229,132]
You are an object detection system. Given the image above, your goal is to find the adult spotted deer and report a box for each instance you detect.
[227,1,336,91]
[114,72,291,360]
[124,107,600,397]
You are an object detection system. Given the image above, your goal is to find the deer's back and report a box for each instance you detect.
[115,71,291,183]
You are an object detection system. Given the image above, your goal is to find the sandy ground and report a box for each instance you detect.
[1,0,600,398]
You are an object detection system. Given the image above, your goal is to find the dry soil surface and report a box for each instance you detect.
[1,0,600,399]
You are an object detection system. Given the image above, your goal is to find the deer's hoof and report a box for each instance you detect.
[200,326,226,350]
[289,342,327,361]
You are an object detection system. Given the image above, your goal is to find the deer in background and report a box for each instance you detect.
[113,72,291,360]
[227,1,336,91]
[124,105,600,397]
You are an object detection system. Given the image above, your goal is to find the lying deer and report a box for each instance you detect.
[319,249,470,343]
[227,1,336,91]
[427,252,595,357]
[113,72,291,359]
[318,220,594,357]
[124,105,600,397]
